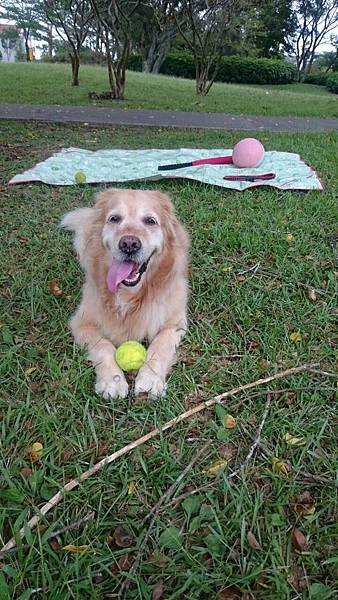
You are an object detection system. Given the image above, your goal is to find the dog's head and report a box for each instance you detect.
[61,188,184,293]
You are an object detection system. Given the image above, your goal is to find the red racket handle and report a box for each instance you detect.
[192,155,233,166]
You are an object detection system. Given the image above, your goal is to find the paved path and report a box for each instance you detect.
[0,103,337,132]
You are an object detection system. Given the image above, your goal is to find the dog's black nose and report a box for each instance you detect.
[118,235,141,255]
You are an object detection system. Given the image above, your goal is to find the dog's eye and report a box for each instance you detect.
[144,216,157,226]
[109,214,121,224]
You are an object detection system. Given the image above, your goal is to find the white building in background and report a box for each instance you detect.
[0,22,25,62]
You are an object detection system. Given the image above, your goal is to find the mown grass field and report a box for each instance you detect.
[0,62,338,119]
[0,121,337,599]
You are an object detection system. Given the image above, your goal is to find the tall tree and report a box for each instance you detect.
[0,26,19,61]
[1,0,41,60]
[289,0,338,81]
[90,0,141,99]
[132,1,181,73]
[42,0,93,85]
[175,0,249,95]
[258,0,296,57]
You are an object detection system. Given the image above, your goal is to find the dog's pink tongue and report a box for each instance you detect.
[107,260,136,293]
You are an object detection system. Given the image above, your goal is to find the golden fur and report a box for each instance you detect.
[61,188,189,398]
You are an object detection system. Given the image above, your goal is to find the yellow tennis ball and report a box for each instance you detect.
[74,170,86,184]
[115,341,146,372]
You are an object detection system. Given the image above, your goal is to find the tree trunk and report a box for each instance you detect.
[70,53,80,86]
[142,59,151,73]
[195,62,208,95]
[47,26,53,58]
[25,40,30,62]
[141,30,175,75]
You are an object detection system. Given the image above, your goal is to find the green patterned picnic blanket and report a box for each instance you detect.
[9,147,323,191]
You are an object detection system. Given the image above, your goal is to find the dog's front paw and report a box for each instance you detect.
[135,365,166,398]
[95,373,129,399]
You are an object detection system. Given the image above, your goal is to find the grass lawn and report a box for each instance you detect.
[1,62,338,119]
[0,121,337,599]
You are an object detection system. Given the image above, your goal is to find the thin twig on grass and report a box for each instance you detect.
[240,429,338,486]
[307,368,337,379]
[119,441,211,599]
[0,511,96,559]
[163,395,271,510]
[0,362,318,556]
[238,262,260,276]
[238,394,271,470]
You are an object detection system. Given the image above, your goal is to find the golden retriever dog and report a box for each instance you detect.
[61,188,189,399]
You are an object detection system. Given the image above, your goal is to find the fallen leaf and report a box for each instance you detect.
[298,491,313,504]
[62,544,90,553]
[287,566,308,592]
[218,586,242,599]
[152,579,164,600]
[290,492,316,518]
[49,538,61,551]
[49,279,63,297]
[283,432,306,446]
[29,442,43,462]
[291,528,307,551]
[128,481,138,495]
[25,367,37,375]
[303,505,316,518]
[203,459,227,477]
[95,441,108,457]
[247,530,262,550]
[286,233,294,241]
[218,445,236,461]
[29,382,41,392]
[247,340,259,351]
[307,288,317,301]
[224,414,236,429]
[60,447,74,461]
[289,331,302,342]
[110,553,133,573]
[272,457,289,476]
[20,467,33,478]
[112,525,135,548]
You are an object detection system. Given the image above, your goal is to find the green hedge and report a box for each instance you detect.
[128,51,296,84]
[304,72,330,86]
[42,49,106,65]
[326,73,338,94]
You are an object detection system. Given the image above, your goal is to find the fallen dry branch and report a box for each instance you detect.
[0,362,318,556]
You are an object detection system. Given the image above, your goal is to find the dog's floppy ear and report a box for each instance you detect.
[94,188,119,211]
[151,191,180,242]
[60,207,98,265]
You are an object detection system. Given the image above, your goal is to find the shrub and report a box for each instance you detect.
[41,49,106,65]
[159,51,196,79]
[304,72,330,86]
[326,73,338,94]
[128,51,296,85]
[128,54,142,72]
[217,56,296,84]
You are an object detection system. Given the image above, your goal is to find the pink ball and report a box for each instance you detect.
[232,138,265,168]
